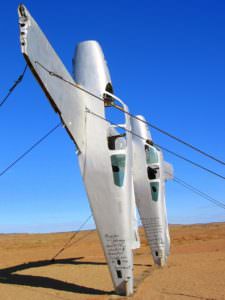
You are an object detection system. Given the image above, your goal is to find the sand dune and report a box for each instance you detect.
[0,223,224,299]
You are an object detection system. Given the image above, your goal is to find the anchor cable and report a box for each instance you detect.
[51,214,92,260]
[0,123,61,177]
[86,109,225,180]
[35,61,225,167]
[0,64,28,108]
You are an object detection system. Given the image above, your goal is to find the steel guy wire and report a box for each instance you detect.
[0,123,61,177]
[0,110,224,211]
[0,64,28,108]
[35,61,225,167]
[86,109,225,180]
[51,214,92,260]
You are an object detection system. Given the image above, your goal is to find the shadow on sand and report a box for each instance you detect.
[0,257,152,296]
[0,257,113,296]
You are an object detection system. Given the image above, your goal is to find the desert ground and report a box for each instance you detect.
[0,222,224,300]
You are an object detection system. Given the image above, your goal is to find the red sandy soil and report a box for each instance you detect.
[0,222,224,300]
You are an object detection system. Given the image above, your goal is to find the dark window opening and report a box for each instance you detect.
[112,165,119,172]
[117,259,121,265]
[146,139,153,146]
[105,82,113,94]
[108,133,126,150]
[152,186,157,192]
[155,251,159,257]
[116,270,122,278]
[147,166,157,180]
[103,83,114,107]
[107,126,127,150]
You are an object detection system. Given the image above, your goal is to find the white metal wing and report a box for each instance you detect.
[18,5,136,295]
[18,4,87,152]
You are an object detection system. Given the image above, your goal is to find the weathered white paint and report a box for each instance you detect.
[18,4,173,294]
[18,5,86,152]
[131,115,173,266]
[18,5,137,295]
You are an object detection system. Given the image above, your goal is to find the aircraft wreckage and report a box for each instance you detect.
[18,4,173,296]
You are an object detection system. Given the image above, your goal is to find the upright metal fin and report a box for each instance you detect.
[131,115,172,266]
[73,41,113,96]
[18,5,135,295]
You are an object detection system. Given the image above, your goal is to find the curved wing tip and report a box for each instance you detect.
[77,40,101,46]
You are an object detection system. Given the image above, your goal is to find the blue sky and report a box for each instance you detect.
[0,0,224,233]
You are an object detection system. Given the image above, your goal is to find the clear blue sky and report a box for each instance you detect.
[0,0,224,233]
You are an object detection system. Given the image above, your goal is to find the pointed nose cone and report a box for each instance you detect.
[73,40,113,96]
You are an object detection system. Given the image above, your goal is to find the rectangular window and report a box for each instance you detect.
[145,146,159,164]
[111,154,126,187]
[107,126,127,150]
[150,182,159,201]
[116,270,122,278]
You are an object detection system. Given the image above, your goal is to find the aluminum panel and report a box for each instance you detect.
[18,4,87,152]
